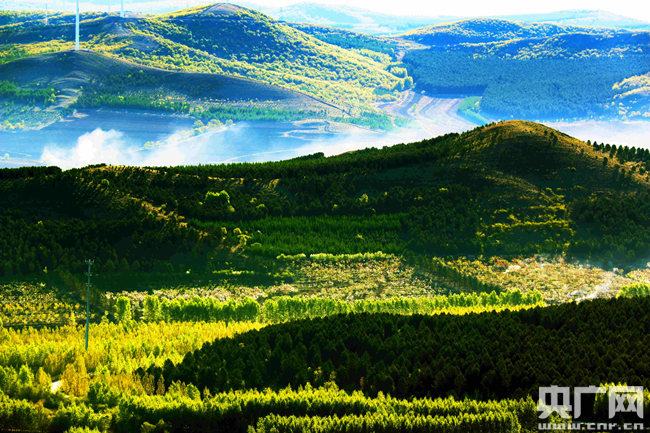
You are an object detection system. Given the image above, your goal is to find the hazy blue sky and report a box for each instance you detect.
[14,0,650,23]
[268,0,650,22]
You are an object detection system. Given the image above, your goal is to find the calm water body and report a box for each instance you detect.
[1,110,647,169]
[0,111,432,168]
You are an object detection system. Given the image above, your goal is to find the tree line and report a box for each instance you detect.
[3,121,650,281]
[0,380,538,432]
[154,296,650,406]
[0,80,56,105]
[403,50,650,120]
[110,289,542,325]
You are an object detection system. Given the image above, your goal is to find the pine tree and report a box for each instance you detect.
[103,259,116,273]
[35,367,51,394]
[115,297,132,323]
[119,258,130,273]
[156,376,166,396]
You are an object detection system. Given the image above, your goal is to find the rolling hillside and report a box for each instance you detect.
[3,6,649,122]
[400,17,629,45]
[0,5,404,110]
[282,22,404,60]
[2,120,650,282]
[261,2,452,35]
[260,3,650,34]
[0,50,345,113]
[401,18,650,120]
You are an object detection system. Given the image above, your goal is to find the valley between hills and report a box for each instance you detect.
[0,3,650,432]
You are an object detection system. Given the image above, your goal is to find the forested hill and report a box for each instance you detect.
[2,120,650,279]
[0,5,405,109]
[401,19,650,120]
[0,50,345,116]
[283,22,404,60]
[400,18,629,46]
[3,6,649,122]
[260,3,650,34]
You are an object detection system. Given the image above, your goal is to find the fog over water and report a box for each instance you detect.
[0,110,648,169]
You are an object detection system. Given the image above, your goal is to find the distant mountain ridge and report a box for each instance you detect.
[399,18,633,46]
[241,4,650,34]
[1,1,649,34]
[1,3,649,124]
[497,9,650,30]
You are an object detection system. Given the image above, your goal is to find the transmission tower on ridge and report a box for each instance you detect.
[75,0,79,50]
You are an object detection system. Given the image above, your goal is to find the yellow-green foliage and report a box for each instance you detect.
[115,384,537,433]
[612,72,650,119]
[308,251,393,262]
[276,253,308,261]
[0,8,401,109]
[617,282,650,298]
[0,321,263,378]
[0,40,73,64]
[261,289,544,322]
[0,282,88,326]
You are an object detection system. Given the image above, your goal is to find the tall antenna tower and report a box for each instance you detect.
[75,0,79,50]
[84,259,94,351]
[120,0,124,18]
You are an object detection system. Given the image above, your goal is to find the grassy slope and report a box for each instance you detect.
[0,50,345,115]
[0,5,401,109]
[458,120,649,192]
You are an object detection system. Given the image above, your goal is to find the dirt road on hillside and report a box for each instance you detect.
[376,90,478,136]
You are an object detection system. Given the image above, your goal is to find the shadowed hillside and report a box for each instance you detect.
[2,120,650,281]
[0,50,345,114]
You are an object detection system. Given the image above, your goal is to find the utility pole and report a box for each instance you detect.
[75,0,79,50]
[85,259,94,350]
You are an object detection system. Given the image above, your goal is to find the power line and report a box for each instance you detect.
[84,259,94,351]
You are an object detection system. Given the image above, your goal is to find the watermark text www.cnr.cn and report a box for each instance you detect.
[537,385,645,431]
[539,422,644,431]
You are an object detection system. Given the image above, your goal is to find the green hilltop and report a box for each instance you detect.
[400,17,628,45]
[400,18,650,120]
[0,5,407,110]
[2,120,650,282]
[0,49,350,129]
[2,6,649,122]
